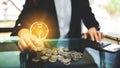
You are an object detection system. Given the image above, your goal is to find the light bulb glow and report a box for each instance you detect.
[30,21,49,40]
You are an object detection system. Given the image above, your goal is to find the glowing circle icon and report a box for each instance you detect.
[30,21,49,40]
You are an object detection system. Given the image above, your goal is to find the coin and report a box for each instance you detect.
[45,49,52,57]
[57,49,64,56]
[35,40,44,50]
[58,47,64,52]
[32,47,83,64]
[57,55,64,61]
[63,48,69,52]
[71,52,82,61]
[62,58,71,65]
[40,56,49,62]
[49,55,58,62]
[52,50,58,55]
[32,57,40,62]
[41,50,47,55]
[62,52,70,58]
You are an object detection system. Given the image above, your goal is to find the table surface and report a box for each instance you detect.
[0,36,98,68]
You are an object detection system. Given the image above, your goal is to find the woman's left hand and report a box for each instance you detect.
[83,27,104,43]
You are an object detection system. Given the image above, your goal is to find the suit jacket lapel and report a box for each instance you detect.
[68,0,82,38]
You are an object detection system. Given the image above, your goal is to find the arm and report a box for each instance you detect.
[11,0,60,52]
[81,0,100,30]
[81,0,104,42]
[11,0,41,52]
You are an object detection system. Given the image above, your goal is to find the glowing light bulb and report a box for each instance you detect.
[30,21,49,40]
[30,21,49,51]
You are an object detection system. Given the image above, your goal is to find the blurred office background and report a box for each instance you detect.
[0,0,120,38]
[0,0,24,36]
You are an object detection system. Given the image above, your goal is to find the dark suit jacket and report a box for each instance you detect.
[11,0,99,39]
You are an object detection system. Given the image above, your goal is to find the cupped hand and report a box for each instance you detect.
[18,29,39,52]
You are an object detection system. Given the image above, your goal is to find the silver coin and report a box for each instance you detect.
[52,48,58,55]
[36,51,43,58]
[41,50,47,55]
[32,57,40,62]
[32,47,83,64]
[45,49,52,57]
[49,55,58,62]
[77,52,83,59]
[61,58,71,65]
[62,52,70,58]
[63,48,69,52]
[58,47,64,52]
[70,51,77,58]
[40,56,49,62]
[45,53,51,57]
[57,55,64,61]
[72,52,82,61]
[52,50,58,55]
[46,49,52,53]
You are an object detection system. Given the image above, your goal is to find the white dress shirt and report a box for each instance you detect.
[54,0,71,38]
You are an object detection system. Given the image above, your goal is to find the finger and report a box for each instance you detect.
[97,32,104,41]
[31,35,45,51]
[94,32,99,42]
[31,35,39,45]
[101,32,104,39]
[24,37,37,51]
[83,33,87,39]
[18,41,24,52]
[97,31,101,40]
[90,33,94,41]
[19,38,28,49]
[29,43,37,52]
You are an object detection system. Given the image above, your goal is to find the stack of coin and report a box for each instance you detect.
[32,47,83,65]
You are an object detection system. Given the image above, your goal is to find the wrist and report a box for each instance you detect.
[89,26,100,31]
[89,27,97,31]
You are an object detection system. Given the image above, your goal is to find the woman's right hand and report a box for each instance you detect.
[18,28,39,52]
